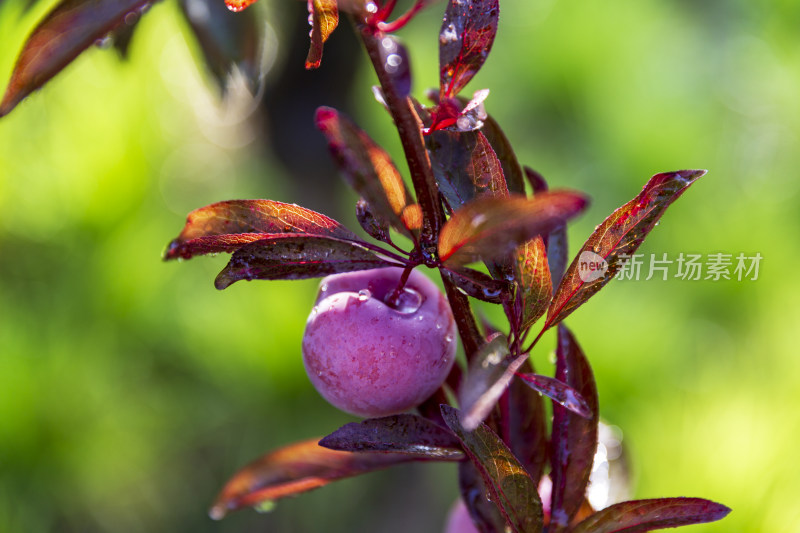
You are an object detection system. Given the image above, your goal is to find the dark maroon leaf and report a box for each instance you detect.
[547,225,568,293]
[316,106,415,237]
[442,267,506,304]
[165,200,357,260]
[111,10,141,59]
[549,325,599,532]
[439,0,499,98]
[356,198,391,243]
[209,437,430,519]
[427,129,508,212]
[459,460,508,533]
[571,498,731,533]
[438,192,588,266]
[318,414,464,460]
[516,372,591,419]
[375,34,411,97]
[514,236,551,332]
[459,335,511,431]
[306,0,338,69]
[481,113,525,195]
[0,0,154,118]
[524,166,547,195]
[179,0,263,93]
[214,235,401,289]
[506,359,547,485]
[441,404,543,533]
[545,170,705,329]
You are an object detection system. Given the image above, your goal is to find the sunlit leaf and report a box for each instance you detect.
[316,107,414,237]
[427,130,509,211]
[439,0,499,98]
[458,335,511,431]
[165,200,357,260]
[441,404,543,533]
[549,325,598,532]
[224,0,257,13]
[209,438,429,520]
[318,414,464,460]
[459,460,508,533]
[0,0,154,117]
[306,0,338,69]
[514,236,551,331]
[516,372,591,419]
[179,0,263,93]
[506,360,547,484]
[214,235,401,289]
[438,192,588,266]
[571,498,731,533]
[545,170,705,329]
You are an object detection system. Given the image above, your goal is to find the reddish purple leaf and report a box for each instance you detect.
[178,0,263,93]
[441,404,544,533]
[214,235,401,289]
[549,325,599,532]
[355,198,391,243]
[545,170,706,329]
[547,225,568,293]
[516,372,591,419]
[514,236,551,332]
[439,0,499,98]
[459,335,512,431]
[318,414,464,460]
[165,200,357,260]
[505,359,547,485]
[427,130,509,212]
[306,0,338,69]
[442,267,506,304]
[481,113,525,195]
[0,0,154,118]
[376,34,411,97]
[571,498,731,533]
[459,460,509,533]
[438,192,588,266]
[316,107,415,237]
[524,166,548,195]
[208,438,426,519]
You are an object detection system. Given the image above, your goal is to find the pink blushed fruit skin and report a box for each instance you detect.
[302,267,457,418]
[443,499,480,533]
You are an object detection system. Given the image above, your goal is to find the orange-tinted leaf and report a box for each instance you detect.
[438,192,588,266]
[428,130,509,211]
[545,170,705,329]
[306,0,338,69]
[179,0,263,93]
[165,200,357,260]
[481,113,525,195]
[549,325,598,532]
[318,414,464,460]
[571,498,731,533]
[441,405,544,533]
[316,107,415,237]
[514,236,551,331]
[214,235,401,289]
[209,438,426,519]
[439,0,498,98]
[0,0,153,117]
[224,0,258,13]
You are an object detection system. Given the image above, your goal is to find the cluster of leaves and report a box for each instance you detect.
[1,0,731,531]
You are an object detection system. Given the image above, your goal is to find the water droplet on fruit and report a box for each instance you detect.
[358,289,372,302]
[445,335,453,343]
[391,288,423,314]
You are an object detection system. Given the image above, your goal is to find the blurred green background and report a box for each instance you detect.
[0,0,797,531]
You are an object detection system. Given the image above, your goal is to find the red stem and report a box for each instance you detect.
[378,0,428,33]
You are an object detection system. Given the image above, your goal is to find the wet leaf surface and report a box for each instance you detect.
[356,198,391,243]
[442,267,507,304]
[0,0,154,117]
[514,236,551,332]
[209,437,429,520]
[214,235,401,289]
[438,192,588,266]
[318,414,464,460]
[439,0,499,98]
[546,170,705,329]
[316,106,414,237]
[179,0,263,93]
[549,325,598,531]
[458,335,512,431]
[165,200,357,260]
[441,404,543,533]
[306,0,338,69]
[571,497,731,533]
[516,372,591,419]
[459,460,508,533]
[481,113,525,195]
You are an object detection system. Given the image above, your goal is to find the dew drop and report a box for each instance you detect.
[435,322,442,330]
[358,289,372,302]
[440,23,458,45]
[365,1,378,13]
[94,35,113,49]
[445,335,454,343]
[390,288,423,314]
